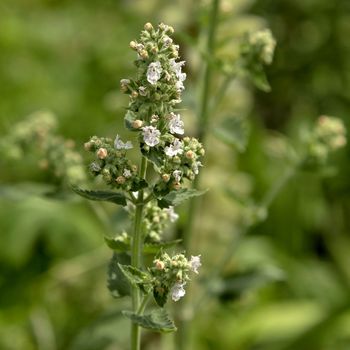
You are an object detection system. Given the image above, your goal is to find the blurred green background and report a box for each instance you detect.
[1,0,350,349]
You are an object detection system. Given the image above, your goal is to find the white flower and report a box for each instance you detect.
[171,282,186,302]
[163,35,173,47]
[90,162,101,172]
[123,169,132,178]
[142,126,161,147]
[164,138,183,157]
[173,170,182,183]
[170,59,185,78]
[189,255,201,274]
[168,112,184,135]
[139,86,147,96]
[164,206,179,222]
[192,161,202,175]
[147,61,162,85]
[114,135,133,150]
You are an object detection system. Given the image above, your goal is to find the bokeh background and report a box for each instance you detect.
[1,0,350,349]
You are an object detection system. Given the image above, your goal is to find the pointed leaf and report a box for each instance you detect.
[158,188,208,208]
[153,284,169,307]
[107,253,131,298]
[122,309,177,333]
[214,116,250,152]
[72,186,127,206]
[118,264,153,294]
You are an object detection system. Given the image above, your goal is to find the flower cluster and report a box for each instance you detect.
[120,22,204,193]
[151,252,201,302]
[0,110,86,185]
[84,135,145,191]
[307,115,347,163]
[241,29,276,66]
[143,202,179,242]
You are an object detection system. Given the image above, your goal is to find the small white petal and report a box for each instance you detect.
[171,282,186,302]
[147,61,162,85]
[114,135,133,150]
[142,126,161,147]
[168,113,184,135]
[189,255,201,274]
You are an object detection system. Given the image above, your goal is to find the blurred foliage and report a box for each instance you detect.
[1,0,350,350]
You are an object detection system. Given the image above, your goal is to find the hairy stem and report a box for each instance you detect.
[131,156,148,350]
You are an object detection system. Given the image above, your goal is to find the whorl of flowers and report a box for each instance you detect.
[151,252,201,302]
[0,111,86,185]
[241,29,276,66]
[307,115,347,163]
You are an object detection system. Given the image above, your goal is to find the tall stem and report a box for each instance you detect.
[175,1,220,349]
[131,156,148,350]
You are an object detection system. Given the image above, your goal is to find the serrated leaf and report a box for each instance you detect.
[214,116,249,152]
[153,284,169,307]
[143,240,182,254]
[118,264,153,294]
[122,309,177,333]
[104,236,130,252]
[107,253,131,298]
[71,186,127,206]
[157,188,208,208]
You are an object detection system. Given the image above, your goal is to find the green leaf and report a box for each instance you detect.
[214,116,250,152]
[104,235,130,252]
[71,186,127,206]
[107,253,131,298]
[143,240,182,254]
[122,309,177,333]
[141,147,163,167]
[118,264,153,294]
[248,64,271,92]
[158,188,208,208]
[153,284,169,307]
[130,178,148,192]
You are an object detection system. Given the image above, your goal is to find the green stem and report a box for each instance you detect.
[131,156,148,350]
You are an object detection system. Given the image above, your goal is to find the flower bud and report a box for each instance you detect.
[185,150,195,159]
[139,49,149,59]
[154,259,165,270]
[132,119,143,129]
[97,147,108,159]
[131,90,139,98]
[84,142,92,151]
[116,176,126,184]
[129,41,137,50]
[144,22,153,31]
[162,174,170,182]
[131,164,138,172]
[173,182,181,190]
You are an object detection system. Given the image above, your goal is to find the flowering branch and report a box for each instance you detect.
[72,22,206,350]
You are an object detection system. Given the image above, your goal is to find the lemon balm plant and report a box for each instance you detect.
[72,23,205,350]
